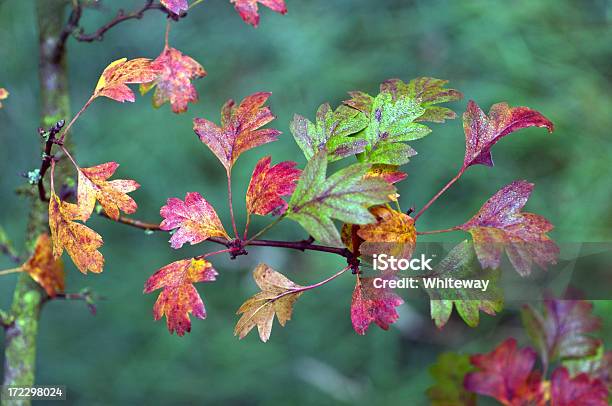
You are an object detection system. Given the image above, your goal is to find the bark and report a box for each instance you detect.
[2,1,72,403]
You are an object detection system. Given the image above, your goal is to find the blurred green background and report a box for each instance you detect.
[1,0,611,404]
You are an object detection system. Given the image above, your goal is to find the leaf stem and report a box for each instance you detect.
[413,166,466,221]
[189,0,206,9]
[226,170,239,239]
[0,267,23,276]
[164,20,171,47]
[60,145,79,171]
[58,95,95,143]
[273,266,351,301]
[416,227,460,235]
[245,215,284,244]
[243,213,251,241]
[196,248,233,260]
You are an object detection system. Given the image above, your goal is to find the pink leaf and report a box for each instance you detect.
[350,276,403,335]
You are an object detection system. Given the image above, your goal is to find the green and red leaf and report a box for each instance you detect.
[246,156,301,216]
[427,352,476,406]
[160,192,229,249]
[141,46,206,113]
[144,258,217,336]
[194,92,280,171]
[462,100,554,168]
[459,180,559,276]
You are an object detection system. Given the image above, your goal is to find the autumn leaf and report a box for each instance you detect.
[231,0,287,27]
[194,92,280,171]
[462,100,554,168]
[350,276,403,335]
[364,164,407,185]
[563,345,612,393]
[290,103,368,161]
[345,76,462,123]
[459,180,559,276]
[22,234,64,297]
[160,0,188,15]
[522,299,602,369]
[77,162,140,222]
[426,352,476,406]
[49,191,104,274]
[286,150,395,246]
[361,92,431,165]
[234,263,303,342]
[426,241,503,328]
[356,206,416,260]
[550,367,608,406]
[93,58,160,102]
[464,338,546,406]
[144,258,217,336]
[140,46,206,114]
[246,156,301,216]
[160,192,229,249]
[0,87,8,108]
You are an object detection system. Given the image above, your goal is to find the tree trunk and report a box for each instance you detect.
[2,1,71,403]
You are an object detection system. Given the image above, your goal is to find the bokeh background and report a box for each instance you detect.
[1,0,611,404]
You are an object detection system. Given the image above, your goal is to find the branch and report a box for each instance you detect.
[43,289,102,316]
[100,213,360,270]
[73,0,179,43]
[36,120,65,202]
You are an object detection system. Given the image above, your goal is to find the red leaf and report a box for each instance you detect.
[464,338,545,406]
[246,156,301,216]
[141,46,206,113]
[459,180,559,276]
[463,100,553,168]
[144,258,217,336]
[160,0,188,15]
[231,0,287,27]
[160,192,229,249]
[550,367,608,406]
[194,92,280,171]
[350,276,403,335]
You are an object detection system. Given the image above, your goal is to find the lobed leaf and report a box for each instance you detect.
[426,352,476,406]
[194,92,280,171]
[234,263,303,342]
[93,58,160,103]
[522,299,602,369]
[141,46,206,113]
[426,241,503,328]
[246,156,301,216]
[550,367,608,406]
[160,192,229,249]
[49,192,104,274]
[230,0,287,27]
[462,100,554,169]
[350,276,403,335]
[290,103,368,161]
[286,150,395,246]
[77,162,140,222]
[464,338,546,406]
[459,180,559,276]
[144,258,217,336]
[22,234,64,297]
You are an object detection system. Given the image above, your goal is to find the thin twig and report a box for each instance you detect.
[416,227,460,235]
[271,265,351,301]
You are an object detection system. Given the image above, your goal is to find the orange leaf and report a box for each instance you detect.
[144,258,218,336]
[194,92,281,171]
[22,234,64,297]
[0,87,8,108]
[77,162,140,221]
[49,191,104,274]
[94,58,160,103]
[246,156,301,216]
[159,192,229,249]
[141,46,206,113]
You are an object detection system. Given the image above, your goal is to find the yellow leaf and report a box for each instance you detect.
[22,234,64,297]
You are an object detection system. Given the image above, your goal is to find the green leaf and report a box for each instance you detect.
[287,150,395,246]
[426,241,503,328]
[290,103,368,162]
[426,352,476,406]
[380,77,463,123]
[362,92,430,165]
